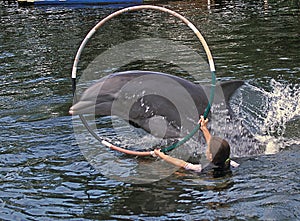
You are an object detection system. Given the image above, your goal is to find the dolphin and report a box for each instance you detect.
[70,70,243,138]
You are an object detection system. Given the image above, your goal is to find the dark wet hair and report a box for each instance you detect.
[209,136,230,169]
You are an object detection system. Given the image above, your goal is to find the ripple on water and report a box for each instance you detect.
[0,1,299,220]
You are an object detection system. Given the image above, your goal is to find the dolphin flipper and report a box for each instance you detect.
[128,94,181,138]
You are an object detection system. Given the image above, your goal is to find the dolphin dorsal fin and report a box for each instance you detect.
[202,80,244,103]
[220,80,244,102]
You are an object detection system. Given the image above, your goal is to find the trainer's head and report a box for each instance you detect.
[206,136,230,168]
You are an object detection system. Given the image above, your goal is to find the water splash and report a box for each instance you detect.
[92,79,299,168]
[231,79,300,155]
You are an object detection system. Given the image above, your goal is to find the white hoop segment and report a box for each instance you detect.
[71,4,216,80]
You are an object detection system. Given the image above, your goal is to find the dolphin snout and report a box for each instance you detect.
[69,101,95,115]
[69,108,74,115]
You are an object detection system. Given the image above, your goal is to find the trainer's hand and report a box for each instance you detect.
[198,115,208,130]
[154,149,166,159]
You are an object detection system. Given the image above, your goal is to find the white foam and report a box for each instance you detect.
[231,79,300,155]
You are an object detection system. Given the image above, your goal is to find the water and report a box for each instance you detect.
[1,0,299,220]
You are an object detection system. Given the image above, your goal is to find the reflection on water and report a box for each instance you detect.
[0,0,299,220]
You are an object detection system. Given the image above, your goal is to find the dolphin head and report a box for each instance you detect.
[69,77,120,116]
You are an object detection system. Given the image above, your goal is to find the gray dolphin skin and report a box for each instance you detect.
[70,71,244,138]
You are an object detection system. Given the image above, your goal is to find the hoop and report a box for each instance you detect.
[71,5,216,156]
[72,5,215,80]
